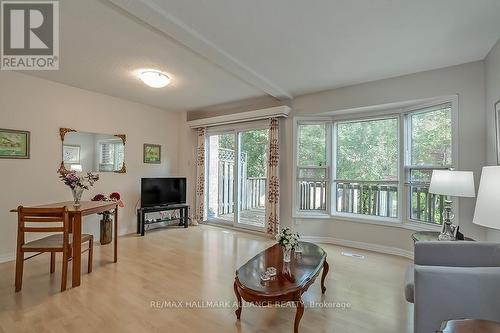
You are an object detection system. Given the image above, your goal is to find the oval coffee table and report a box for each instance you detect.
[234,242,329,333]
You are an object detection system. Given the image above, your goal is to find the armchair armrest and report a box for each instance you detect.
[414,265,500,333]
[415,241,500,267]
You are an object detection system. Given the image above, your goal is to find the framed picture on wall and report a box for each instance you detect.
[496,99,500,165]
[63,144,81,164]
[144,144,161,164]
[0,128,30,159]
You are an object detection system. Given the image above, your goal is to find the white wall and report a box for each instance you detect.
[485,38,500,241]
[185,61,489,255]
[0,71,184,262]
[282,61,488,253]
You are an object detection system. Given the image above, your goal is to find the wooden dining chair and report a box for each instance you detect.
[15,206,94,292]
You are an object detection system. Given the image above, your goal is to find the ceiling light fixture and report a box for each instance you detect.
[137,70,171,88]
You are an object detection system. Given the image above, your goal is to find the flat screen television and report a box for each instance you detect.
[141,178,186,208]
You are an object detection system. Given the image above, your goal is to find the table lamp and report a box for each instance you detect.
[429,170,475,240]
[473,166,500,231]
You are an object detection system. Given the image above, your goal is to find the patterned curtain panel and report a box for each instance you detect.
[265,118,280,235]
[194,127,206,225]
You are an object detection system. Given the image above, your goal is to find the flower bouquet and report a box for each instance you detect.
[276,227,300,262]
[59,171,99,206]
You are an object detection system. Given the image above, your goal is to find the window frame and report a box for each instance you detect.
[331,114,402,224]
[204,120,270,233]
[292,118,332,218]
[292,95,459,231]
[403,101,457,227]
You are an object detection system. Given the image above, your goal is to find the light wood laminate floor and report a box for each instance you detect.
[0,225,413,333]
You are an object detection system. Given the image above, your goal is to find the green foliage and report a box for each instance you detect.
[410,108,451,166]
[240,130,268,177]
[336,118,399,181]
[297,124,326,166]
[216,130,268,178]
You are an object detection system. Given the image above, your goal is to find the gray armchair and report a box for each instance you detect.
[405,241,500,333]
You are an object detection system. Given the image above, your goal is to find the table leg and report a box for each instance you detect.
[233,281,242,319]
[294,297,304,333]
[321,259,329,294]
[184,207,188,228]
[141,210,145,236]
[72,213,82,288]
[136,209,141,234]
[114,207,118,263]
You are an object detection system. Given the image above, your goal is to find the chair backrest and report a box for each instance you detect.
[415,241,500,267]
[17,206,69,248]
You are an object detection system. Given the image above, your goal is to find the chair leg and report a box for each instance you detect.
[88,237,93,274]
[50,252,56,274]
[14,250,24,292]
[61,248,69,292]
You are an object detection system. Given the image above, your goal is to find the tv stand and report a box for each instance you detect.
[137,204,189,236]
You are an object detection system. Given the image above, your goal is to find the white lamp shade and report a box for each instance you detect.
[473,166,500,230]
[428,170,475,197]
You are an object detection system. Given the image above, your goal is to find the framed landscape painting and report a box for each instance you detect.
[144,144,161,164]
[0,129,30,159]
[496,99,500,165]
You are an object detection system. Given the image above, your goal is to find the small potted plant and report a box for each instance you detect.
[59,171,99,206]
[91,192,124,244]
[276,227,300,263]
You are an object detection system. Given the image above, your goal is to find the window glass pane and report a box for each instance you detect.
[238,129,269,228]
[298,180,326,210]
[298,168,327,179]
[410,186,445,224]
[336,118,399,181]
[336,182,398,218]
[409,169,433,183]
[298,123,326,166]
[207,133,235,221]
[410,106,452,166]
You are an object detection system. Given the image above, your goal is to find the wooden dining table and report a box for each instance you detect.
[11,201,119,288]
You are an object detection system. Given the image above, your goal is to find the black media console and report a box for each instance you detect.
[136,204,189,236]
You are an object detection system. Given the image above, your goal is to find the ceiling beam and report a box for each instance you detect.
[107,0,293,100]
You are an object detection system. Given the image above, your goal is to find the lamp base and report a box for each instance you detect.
[438,222,456,241]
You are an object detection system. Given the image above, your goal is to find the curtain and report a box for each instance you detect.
[265,118,280,235]
[194,127,206,225]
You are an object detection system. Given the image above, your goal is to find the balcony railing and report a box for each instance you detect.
[298,180,327,210]
[216,157,266,216]
[410,184,445,224]
[336,181,399,218]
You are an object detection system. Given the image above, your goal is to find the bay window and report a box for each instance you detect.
[294,99,455,228]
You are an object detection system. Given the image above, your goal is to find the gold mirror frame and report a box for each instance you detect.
[59,128,126,174]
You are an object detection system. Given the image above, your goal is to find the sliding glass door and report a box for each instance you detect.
[236,129,269,229]
[206,126,269,231]
[206,132,235,223]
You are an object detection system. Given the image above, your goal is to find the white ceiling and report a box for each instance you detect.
[25,0,264,112]
[26,0,500,111]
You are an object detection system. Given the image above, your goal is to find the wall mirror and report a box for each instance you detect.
[59,128,126,173]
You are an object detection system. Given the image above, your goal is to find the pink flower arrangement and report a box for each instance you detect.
[91,192,124,219]
[59,171,99,190]
[92,192,124,207]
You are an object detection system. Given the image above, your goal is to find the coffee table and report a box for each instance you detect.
[233,242,329,333]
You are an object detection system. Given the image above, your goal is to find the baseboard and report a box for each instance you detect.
[300,236,414,260]
[0,253,15,264]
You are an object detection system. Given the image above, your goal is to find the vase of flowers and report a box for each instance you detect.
[59,171,99,206]
[91,192,124,244]
[276,227,300,263]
